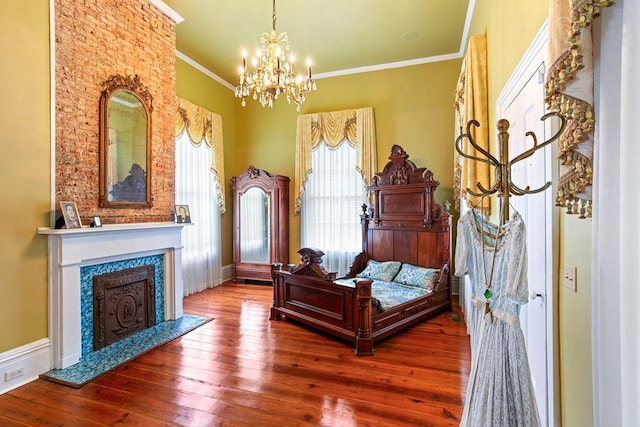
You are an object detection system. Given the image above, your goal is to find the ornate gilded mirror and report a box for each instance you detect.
[99,74,152,208]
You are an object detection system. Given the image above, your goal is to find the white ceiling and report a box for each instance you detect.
[160,0,473,88]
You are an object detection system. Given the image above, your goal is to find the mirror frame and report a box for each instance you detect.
[99,74,153,208]
[232,166,290,282]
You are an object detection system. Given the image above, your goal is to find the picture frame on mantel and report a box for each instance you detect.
[175,205,191,223]
[60,201,82,229]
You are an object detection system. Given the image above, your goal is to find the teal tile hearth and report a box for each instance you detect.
[80,255,165,356]
[41,314,211,388]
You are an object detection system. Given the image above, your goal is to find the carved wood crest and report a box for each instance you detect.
[288,247,337,281]
[372,144,436,186]
[101,74,153,112]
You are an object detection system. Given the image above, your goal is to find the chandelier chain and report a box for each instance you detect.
[272,0,277,32]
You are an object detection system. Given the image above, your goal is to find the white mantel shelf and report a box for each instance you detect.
[37,221,190,236]
[37,222,190,369]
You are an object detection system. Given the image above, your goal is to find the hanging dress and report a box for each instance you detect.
[455,209,540,427]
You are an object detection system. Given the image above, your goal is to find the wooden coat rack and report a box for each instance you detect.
[455,112,567,220]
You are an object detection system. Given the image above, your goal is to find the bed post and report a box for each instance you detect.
[360,203,370,253]
[269,262,283,320]
[354,279,374,356]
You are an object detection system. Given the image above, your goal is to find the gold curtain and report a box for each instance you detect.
[454,34,490,213]
[546,0,614,218]
[175,97,226,213]
[294,107,377,215]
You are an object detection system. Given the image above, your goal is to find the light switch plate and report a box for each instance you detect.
[563,264,577,292]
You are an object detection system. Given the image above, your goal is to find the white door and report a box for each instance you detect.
[498,24,558,427]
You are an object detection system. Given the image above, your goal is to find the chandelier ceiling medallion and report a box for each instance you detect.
[235,0,316,111]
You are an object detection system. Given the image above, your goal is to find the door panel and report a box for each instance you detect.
[500,53,554,425]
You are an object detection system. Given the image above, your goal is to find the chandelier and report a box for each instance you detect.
[235,0,316,111]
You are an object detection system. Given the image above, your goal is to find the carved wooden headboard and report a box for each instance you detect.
[361,145,451,269]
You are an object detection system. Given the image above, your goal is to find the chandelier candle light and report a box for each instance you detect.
[235,0,316,111]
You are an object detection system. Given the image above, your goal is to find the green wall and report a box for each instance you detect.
[235,60,461,262]
[0,1,51,352]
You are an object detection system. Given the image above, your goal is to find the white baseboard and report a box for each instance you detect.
[0,339,50,395]
[451,275,460,295]
[221,264,233,282]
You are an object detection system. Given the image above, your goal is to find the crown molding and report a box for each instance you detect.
[177,0,477,90]
[313,53,463,80]
[176,51,236,91]
[147,0,184,23]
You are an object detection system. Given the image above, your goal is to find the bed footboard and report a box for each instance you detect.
[270,248,375,355]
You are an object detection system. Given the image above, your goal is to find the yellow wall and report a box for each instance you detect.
[469,0,548,143]
[559,215,593,426]
[0,1,51,352]
[468,0,594,425]
[1,5,596,424]
[175,59,237,265]
[234,60,461,262]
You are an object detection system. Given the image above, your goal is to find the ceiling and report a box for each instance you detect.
[161,0,472,88]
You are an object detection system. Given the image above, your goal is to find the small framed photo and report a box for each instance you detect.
[175,204,191,223]
[60,201,82,229]
[91,216,102,228]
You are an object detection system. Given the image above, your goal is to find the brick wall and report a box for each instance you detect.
[55,0,176,224]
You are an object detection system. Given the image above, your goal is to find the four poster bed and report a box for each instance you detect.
[270,145,452,355]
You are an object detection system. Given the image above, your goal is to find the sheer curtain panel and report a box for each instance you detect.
[174,97,225,296]
[301,141,366,276]
[175,131,222,295]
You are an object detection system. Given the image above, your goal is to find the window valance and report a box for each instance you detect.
[546,0,614,218]
[175,97,225,213]
[294,107,377,215]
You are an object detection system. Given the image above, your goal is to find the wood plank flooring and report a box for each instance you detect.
[0,283,470,426]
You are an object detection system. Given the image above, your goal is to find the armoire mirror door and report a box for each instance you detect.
[232,166,289,283]
[239,187,270,263]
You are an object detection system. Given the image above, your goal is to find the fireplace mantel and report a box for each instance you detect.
[37,222,190,369]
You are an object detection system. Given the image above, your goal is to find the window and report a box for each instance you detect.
[175,129,222,296]
[295,107,376,276]
[301,141,366,276]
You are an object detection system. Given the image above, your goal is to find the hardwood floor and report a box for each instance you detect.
[0,283,470,426]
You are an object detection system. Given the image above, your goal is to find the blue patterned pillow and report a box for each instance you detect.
[394,264,439,290]
[357,260,402,282]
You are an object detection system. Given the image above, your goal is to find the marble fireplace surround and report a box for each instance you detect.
[37,222,188,369]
